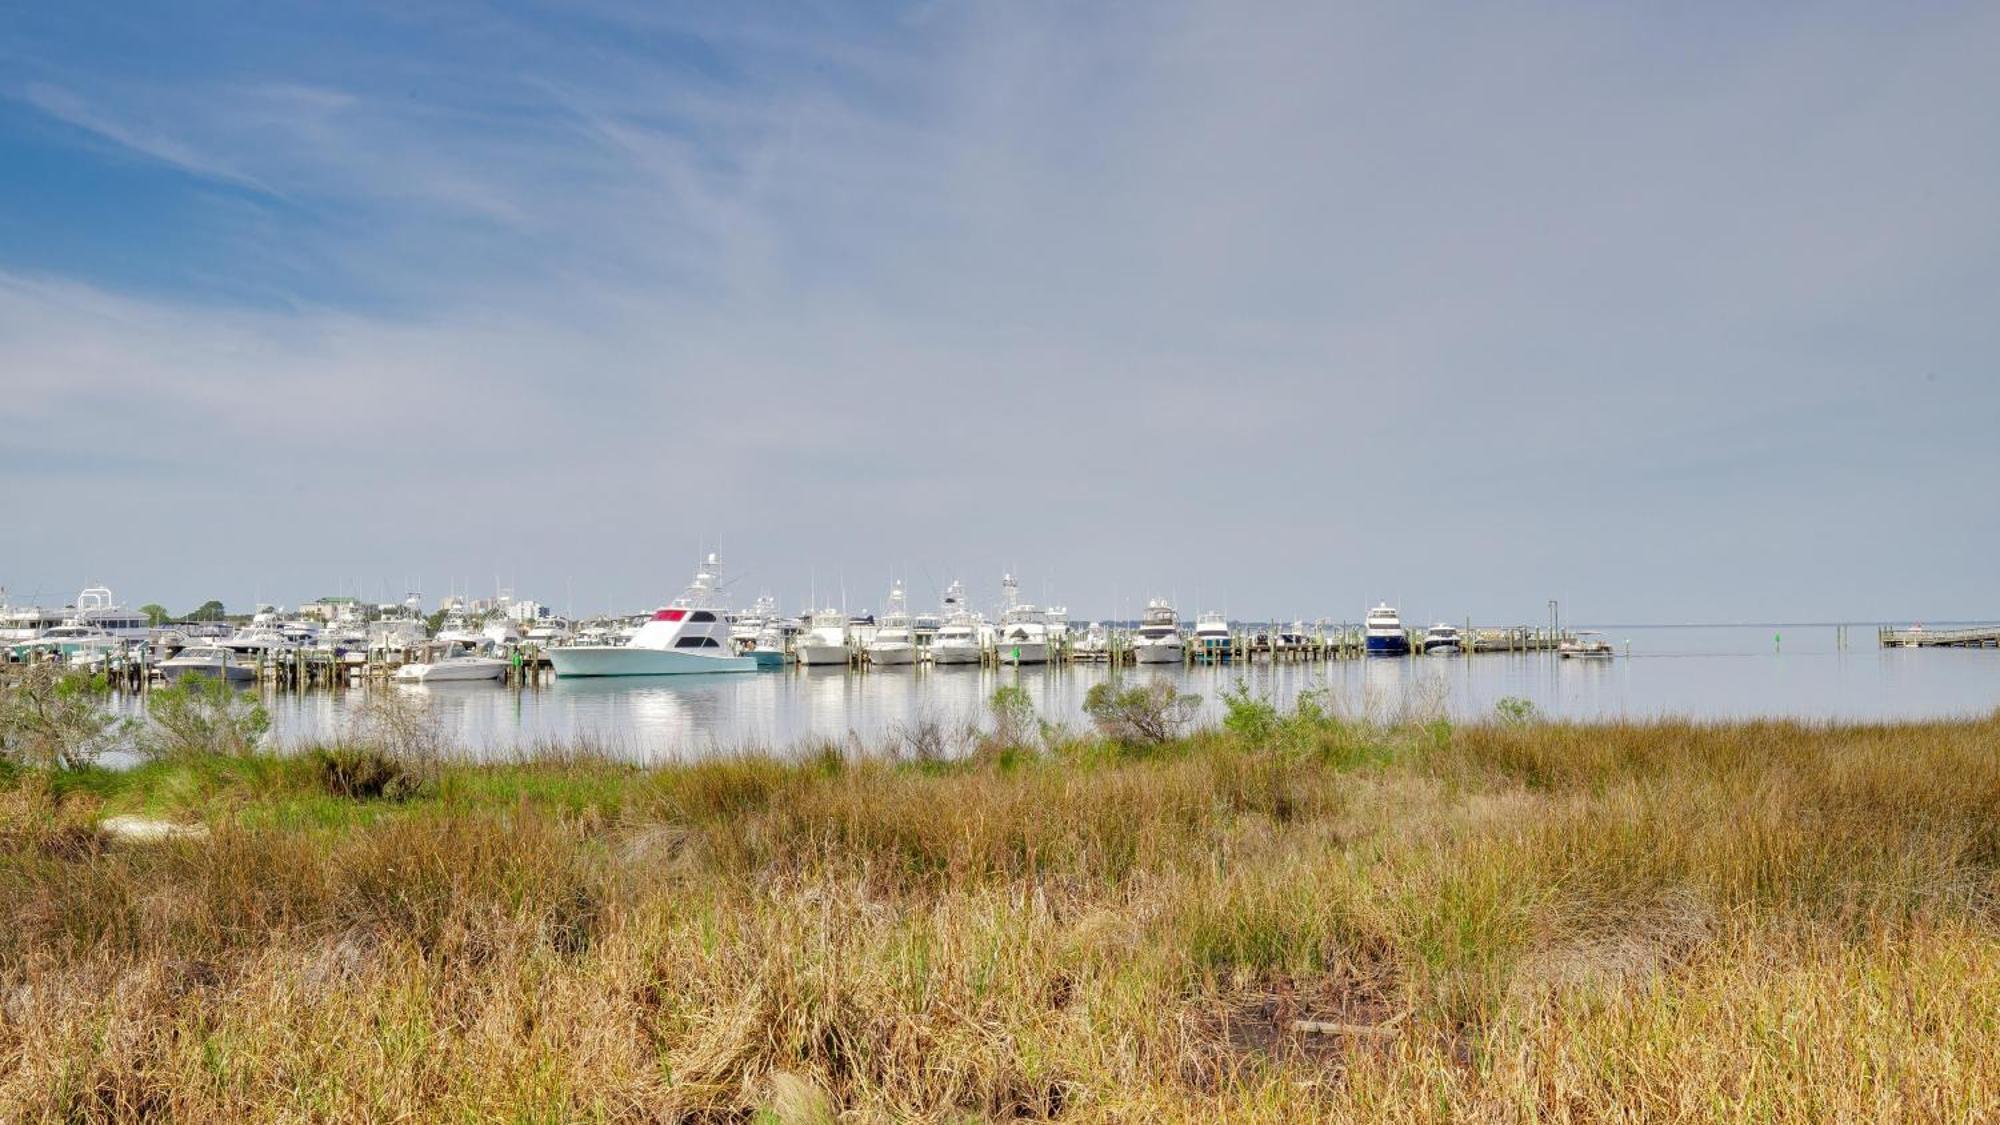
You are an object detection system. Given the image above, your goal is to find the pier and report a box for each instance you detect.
[1878,625,2000,648]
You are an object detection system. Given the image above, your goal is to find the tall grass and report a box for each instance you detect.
[1,708,1997,1120]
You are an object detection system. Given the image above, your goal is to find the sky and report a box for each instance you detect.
[1,1,1996,626]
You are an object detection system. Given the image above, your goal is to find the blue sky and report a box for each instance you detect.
[2,2,1996,623]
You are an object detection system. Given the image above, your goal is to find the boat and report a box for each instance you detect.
[1192,612,1232,663]
[394,644,509,683]
[794,608,852,667]
[60,587,152,641]
[1422,623,1463,655]
[1273,622,1312,655]
[1364,604,1410,656]
[1071,621,1111,661]
[547,553,757,677]
[865,582,918,666]
[994,573,1050,666]
[1559,631,1615,659]
[1132,599,1186,665]
[158,642,257,684]
[0,600,67,644]
[13,623,124,664]
[929,580,983,666]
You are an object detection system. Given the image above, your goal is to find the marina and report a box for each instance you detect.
[6,569,1995,759]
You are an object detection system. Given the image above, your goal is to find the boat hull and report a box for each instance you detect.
[1366,633,1410,656]
[396,658,509,682]
[866,644,916,666]
[547,646,754,677]
[159,660,256,685]
[997,642,1049,666]
[795,643,850,667]
[1133,641,1184,664]
[930,644,983,665]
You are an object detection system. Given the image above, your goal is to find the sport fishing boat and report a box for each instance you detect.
[546,554,756,677]
[1422,623,1463,654]
[994,573,1050,666]
[794,609,852,667]
[1364,604,1410,656]
[929,581,983,665]
[1132,599,1186,665]
[865,581,917,666]
[1192,612,1232,663]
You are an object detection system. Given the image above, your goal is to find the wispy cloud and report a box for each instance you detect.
[20,81,278,195]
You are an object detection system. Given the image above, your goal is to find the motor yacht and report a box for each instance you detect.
[1422,623,1463,655]
[795,609,852,667]
[865,581,918,666]
[1365,604,1410,656]
[929,581,984,665]
[546,553,756,677]
[1192,612,1232,663]
[53,587,152,641]
[1132,599,1186,665]
[995,573,1051,666]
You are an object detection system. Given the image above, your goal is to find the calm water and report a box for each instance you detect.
[229,625,2000,761]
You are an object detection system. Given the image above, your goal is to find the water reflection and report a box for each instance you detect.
[241,626,2000,760]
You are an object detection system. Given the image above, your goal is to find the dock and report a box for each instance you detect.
[1878,625,2000,648]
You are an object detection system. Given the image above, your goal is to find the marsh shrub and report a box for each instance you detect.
[0,665,123,769]
[140,673,269,760]
[312,745,427,800]
[987,685,1039,750]
[1495,696,1539,725]
[1220,679,1280,742]
[1083,679,1201,746]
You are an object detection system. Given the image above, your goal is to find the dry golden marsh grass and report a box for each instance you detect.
[2,698,1998,1121]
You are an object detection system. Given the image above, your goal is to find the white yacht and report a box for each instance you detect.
[0,600,66,643]
[1422,623,1463,655]
[730,595,777,651]
[1132,599,1186,665]
[66,587,151,641]
[1071,621,1110,661]
[394,643,509,683]
[546,554,755,677]
[865,581,917,667]
[1365,603,1410,656]
[15,623,123,663]
[794,608,852,667]
[1192,612,1232,663]
[158,642,257,684]
[929,580,984,665]
[994,573,1051,666]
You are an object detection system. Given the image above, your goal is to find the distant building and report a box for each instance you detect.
[298,597,364,623]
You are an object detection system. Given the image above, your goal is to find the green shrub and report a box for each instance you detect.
[1082,679,1201,747]
[1220,679,1280,742]
[987,685,1039,750]
[141,673,269,760]
[0,665,124,769]
[1495,696,1539,725]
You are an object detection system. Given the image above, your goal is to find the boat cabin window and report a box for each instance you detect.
[688,611,718,623]
[673,636,722,649]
